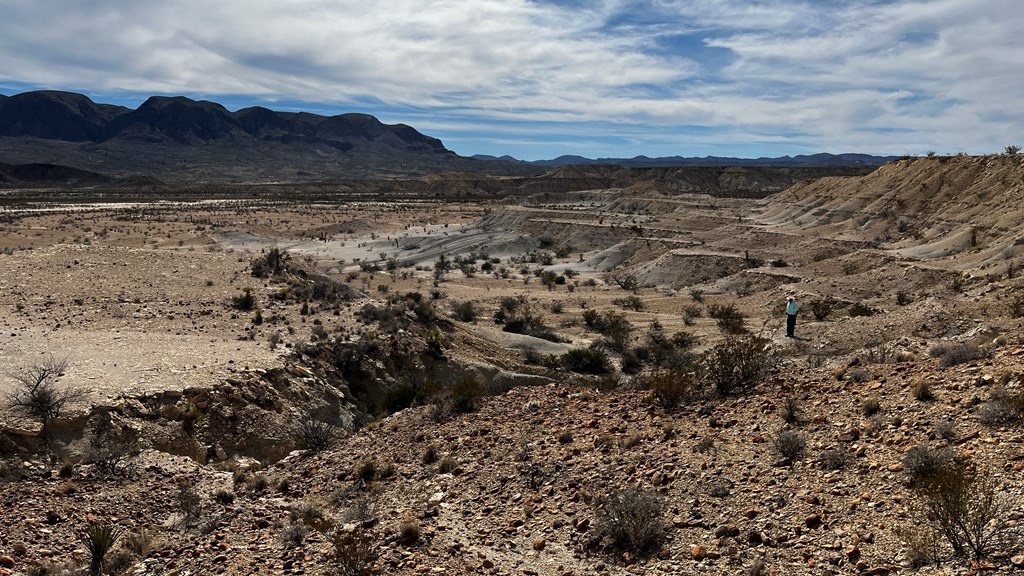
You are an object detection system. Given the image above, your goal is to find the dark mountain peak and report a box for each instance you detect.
[100,95,244,144]
[0,90,129,141]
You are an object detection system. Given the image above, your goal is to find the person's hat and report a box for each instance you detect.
[787,295,795,301]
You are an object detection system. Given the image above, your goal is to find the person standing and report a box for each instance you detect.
[785,295,799,338]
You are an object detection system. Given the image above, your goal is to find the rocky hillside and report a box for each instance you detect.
[759,154,1024,274]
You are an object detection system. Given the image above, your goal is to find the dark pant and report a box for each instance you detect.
[786,314,796,337]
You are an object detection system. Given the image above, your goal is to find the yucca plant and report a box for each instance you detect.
[81,524,124,575]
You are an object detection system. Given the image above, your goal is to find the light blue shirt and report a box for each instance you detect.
[786,301,799,315]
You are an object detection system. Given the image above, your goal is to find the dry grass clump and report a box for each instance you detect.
[928,342,988,367]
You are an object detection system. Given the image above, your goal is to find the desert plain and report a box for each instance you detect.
[1,156,1024,575]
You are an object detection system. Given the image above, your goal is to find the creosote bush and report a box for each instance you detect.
[559,346,612,375]
[645,367,701,411]
[704,335,773,396]
[913,460,1019,561]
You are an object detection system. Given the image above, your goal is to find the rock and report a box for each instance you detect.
[532,538,546,551]
[805,514,822,529]
[481,559,494,569]
[844,544,860,561]
[1011,555,1024,569]
[690,545,707,560]
[0,557,13,569]
[714,524,739,538]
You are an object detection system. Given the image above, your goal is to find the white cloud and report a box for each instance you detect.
[0,0,1022,156]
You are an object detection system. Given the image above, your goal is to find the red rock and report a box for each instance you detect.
[690,545,707,560]
[532,538,546,551]
[805,514,822,529]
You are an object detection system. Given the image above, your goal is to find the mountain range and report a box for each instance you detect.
[0,90,896,185]
[472,152,898,168]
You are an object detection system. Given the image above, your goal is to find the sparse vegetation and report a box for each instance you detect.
[299,415,336,453]
[772,430,806,463]
[912,460,1019,561]
[80,524,124,576]
[588,487,665,558]
[929,342,988,367]
[559,346,612,375]
[4,354,82,422]
[703,335,773,396]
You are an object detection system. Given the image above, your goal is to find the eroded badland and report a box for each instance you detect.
[2,156,1024,575]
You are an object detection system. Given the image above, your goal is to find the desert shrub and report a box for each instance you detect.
[707,303,746,334]
[689,289,705,302]
[437,456,458,474]
[557,430,573,444]
[560,347,612,375]
[81,524,124,576]
[819,448,849,471]
[4,354,83,422]
[913,379,935,401]
[232,288,256,311]
[848,367,871,383]
[213,489,235,505]
[451,300,477,322]
[809,299,833,321]
[619,432,643,450]
[612,295,645,311]
[936,419,957,441]
[861,396,882,416]
[447,376,483,414]
[780,395,802,424]
[177,484,204,528]
[772,430,806,463]
[87,413,140,477]
[299,416,336,453]
[588,487,665,557]
[930,343,988,368]
[897,524,942,569]
[399,514,421,545]
[902,444,954,484]
[645,368,701,411]
[496,298,565,342]
[913,461,1019,561]
[1008,295,1024,318]
[421,444,438,465]
[976,389,1024,426]
[581,309,633,350]
[682,304,703,325]
[847,302,875,317]
[356,458,377,482]
[280,522,311,547]
[896,290,914,306]
[703,335,773,396]
[327,529,376,576]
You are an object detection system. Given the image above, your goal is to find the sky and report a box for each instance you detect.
[1,0,1022,160]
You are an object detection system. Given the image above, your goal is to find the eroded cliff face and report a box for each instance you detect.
[759,155,1024,272]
